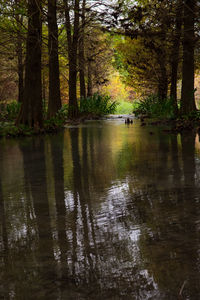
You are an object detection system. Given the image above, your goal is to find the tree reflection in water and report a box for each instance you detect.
[0,121,199,299]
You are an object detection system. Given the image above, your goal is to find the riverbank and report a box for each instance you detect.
[1,112,200,139]
[137,114,200,134]
[0,114,135,138]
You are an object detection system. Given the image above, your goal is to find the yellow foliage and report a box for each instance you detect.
[102,71,135,101]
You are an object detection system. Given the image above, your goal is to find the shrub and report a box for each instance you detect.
[44,104,68,131]
[79,93,117,116]
[6,101,21,121]
[181,110,200,121]
[56,104,68,121]
[0,123,33,137]
[0,101,21,122]
[133,94,174,119]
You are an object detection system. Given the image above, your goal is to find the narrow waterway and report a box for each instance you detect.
[0,119,200,299]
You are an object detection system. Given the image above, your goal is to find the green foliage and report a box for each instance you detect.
[44,104,68,131]
[114,101,133,114]
[79,93,117,116]
[0,104,69,138]
[56,104,68,121]
[181,110,200,121]
[0,101,21,122]
[133,94,175,119]
[6,101,21,120]
[0,122,33,138]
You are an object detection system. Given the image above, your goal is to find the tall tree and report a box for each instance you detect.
[64,0,80,118]
[180,0,196,114]
[156,25,168,100]
[79,0,86,99]
[170,0,183,116]
[87,57,93,97]
[15,0,24,103]
[17,0,43,128]
[47,0,61,118]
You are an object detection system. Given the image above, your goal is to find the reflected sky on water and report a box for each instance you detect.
[0,119,200,299]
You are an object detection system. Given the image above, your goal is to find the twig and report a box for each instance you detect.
[179,280,187,299]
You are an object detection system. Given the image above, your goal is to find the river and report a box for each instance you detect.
[0,118,199,299]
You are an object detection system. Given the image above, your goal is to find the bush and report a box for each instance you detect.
[133,94,174,119]
[0,101,21,122]
[0,122,33,137]
[6,101,21,121]
[56,104,68,121]
[44,104,68,131]
[79,93,117,116]
[181,110,200,121]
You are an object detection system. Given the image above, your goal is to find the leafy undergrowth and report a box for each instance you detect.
[0,95,118,138]
[133,94,200,133]
[44,104,68,131]
[0,122,34,138]
[0,101,21,122]
[133,94,174,119]
[0,121,66,138]
[79,93,117,115]
[0,103,68,138]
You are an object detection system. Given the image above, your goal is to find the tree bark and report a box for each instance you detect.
[157,26,168,101]
[42,70,46,107]
[180,0,196,114]
[170,0,183,116]
[47,0,61,119]
[79,0,86,99]
[16,0,43,128]
[87,59,93,97]
[16,14,24,103]
[64,0,79,119]
[157,61,168,101]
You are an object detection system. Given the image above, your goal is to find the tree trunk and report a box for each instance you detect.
[16,14,24,103]
[79,0,86,99]
[157,26,168,101]
[157,64,168,101]
[87,59,93,97]
[47,0,61,119]
[180,0,196,115]
[16,0,43,128]
[170,0,183,116]
[64,0,79,119]
[42,70,46,107]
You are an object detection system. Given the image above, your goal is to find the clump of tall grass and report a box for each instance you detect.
[0,101,21,122]
[133,94,175,119]
[79,93,117,115]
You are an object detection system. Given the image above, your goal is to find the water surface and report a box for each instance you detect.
[0,119,200,299]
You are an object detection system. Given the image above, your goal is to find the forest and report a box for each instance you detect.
[1,1,200,299]
[0,0,200,135]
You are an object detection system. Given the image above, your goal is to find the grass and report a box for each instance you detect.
[114,100,133,114]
